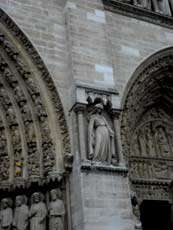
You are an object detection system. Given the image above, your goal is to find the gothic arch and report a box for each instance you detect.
[0,9,71,188]
[121,47,173,202]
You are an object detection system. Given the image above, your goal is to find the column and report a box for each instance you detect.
[75,104,87,162]
[112,110,125,167]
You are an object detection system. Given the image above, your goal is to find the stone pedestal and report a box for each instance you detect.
[72,165,134,230]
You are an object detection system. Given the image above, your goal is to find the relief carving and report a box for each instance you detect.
[0,198,13,230]
[13,196,29,230]
[29,193,47,230]
[131,121,173,158]
[49,189,65,230]
[0,190,65,230]
[88,103,115,164]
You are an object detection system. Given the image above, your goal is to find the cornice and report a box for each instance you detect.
[103,0,173,29]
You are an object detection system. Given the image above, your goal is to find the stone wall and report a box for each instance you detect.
[0,1,173,230]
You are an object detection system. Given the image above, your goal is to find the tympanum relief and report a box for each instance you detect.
[130,120,173,180]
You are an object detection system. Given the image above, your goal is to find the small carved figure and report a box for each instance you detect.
[0,198,13,230]
[3,68,17,84]
[29,193,47,230]
[25,121,36,142]
[137,130,148,157]
[88,104,114,164]
[49,189,65,230]
[154,126,170,157]
[13,84,25,103]
[13,196,29,230]
[11,126,21,147]
[0,129,6,150]
[32,94,47,119]
[26,77,39,95]
[6,106,16,124]
[20,101,32,122]
[14,150,23,177]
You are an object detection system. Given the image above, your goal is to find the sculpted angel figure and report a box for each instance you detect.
[13,195,29,230]
[0,198,13,230]
[29,192,47,230]
[49,189,65,230]
[88,103,115,164]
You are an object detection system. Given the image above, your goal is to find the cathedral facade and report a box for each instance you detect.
[0,0,172,229]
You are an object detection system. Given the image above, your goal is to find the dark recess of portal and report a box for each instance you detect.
[140,200,172,230]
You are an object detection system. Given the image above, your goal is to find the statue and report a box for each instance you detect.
[29,192,47,230]
[88,104,114,164]
[0,198,13,230]
[13,196,29,230]
[49,189,65,230]
[145,126,155,157]
[154,126,170,157]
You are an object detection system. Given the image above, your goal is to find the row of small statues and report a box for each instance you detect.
[0,190,65,230]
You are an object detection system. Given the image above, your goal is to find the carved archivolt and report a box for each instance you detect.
[121,48,173,201]
[0,10,71,186]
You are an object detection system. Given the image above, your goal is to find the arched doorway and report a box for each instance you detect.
[121,47,173,229]
[0,9,72,230]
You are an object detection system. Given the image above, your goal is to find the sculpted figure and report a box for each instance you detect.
[11,126,21,147]
[13,196,29,230]
[0,198,13,230]
[49,189,65,230]
[145,126,155,157]
[6,106,16,124]
[138,130,148,157]
[88,104,114,164]
[14,150,23,177]
[29,193,47,230]
[154,126,170,157]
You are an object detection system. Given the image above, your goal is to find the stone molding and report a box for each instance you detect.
[81,160,128,174]
[103,0,173,29]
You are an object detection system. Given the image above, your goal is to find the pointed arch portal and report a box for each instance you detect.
[0,9,71,191]
[121,47,173,229]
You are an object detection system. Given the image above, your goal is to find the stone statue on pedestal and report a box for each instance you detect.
[0,198,13,230]
[29,193,47,230]
[88,103,114,164]
[13,195,29,230]
[49,189,65,230]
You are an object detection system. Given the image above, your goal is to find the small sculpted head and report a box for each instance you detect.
[15,196,23,207]
[33,193,40,203]
[1,198,9,209]
[50,189,58,201]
